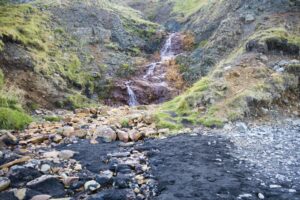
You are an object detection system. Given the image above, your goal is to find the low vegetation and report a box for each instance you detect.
[171,0,211,20]
[156,58,299,129]
[0,69,32,130]
[0,3,96,108]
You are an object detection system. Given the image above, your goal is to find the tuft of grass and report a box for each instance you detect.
[64,93,97,110]
[120,119,130,128]
[0,107,32,130]
[44,115,62,122]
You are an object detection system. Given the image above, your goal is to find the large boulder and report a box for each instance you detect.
[95,126,117,143]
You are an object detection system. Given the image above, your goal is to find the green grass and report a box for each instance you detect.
[44,115,62,122]
[116,63,137,77]
[64,93,97,109]
[0,69,32,130]
[249,27,300,47]
[120,119,130,128]
[155,77,217,129]
[0,4,48,52]
[0,108,32,130]
[171,0,209,18]
[0,3,96,101]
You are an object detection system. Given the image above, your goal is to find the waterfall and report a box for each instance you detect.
[126,82,139,107]
[160,33,176,61]
[125,33,179,106]
[143,63,157,79]
[143,33,177,79]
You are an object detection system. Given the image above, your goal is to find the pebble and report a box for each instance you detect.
[52,135,63,143]
[58,150,76,160]
[40,164,51,173]
[258,193,265,199]
[60,126,75,137]
[84,180,100,192]
[14,188,27,200]
[31,194,52,200]
[117,130,129,143]
[238,193,252,199]
[0,177,10,192]
[74,163,82,171]
[288,189,297,193]
[235,122,248,133]
[110,152,131,158]
[269,184,282,189]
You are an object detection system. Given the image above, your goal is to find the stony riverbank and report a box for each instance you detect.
[0,110,299,199]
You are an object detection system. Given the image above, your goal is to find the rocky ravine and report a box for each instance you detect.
[0,106,299,200]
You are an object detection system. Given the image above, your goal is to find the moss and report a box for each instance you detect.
[286,63,300,74]
[199,39,208,48]
[155,112,183,130]
[44,115,62,122]
[0,107,32,130]
[105,42,119,50]
[155,77,212,129]
[120,119,130,128]
[64,93,97,109]
[130,47,141,56]
[199,116,223,127]
[116,63,137,77]
[249,28,300,47]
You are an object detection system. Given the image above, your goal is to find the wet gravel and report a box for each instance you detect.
[2,119,299,200]
[59,119,300,199]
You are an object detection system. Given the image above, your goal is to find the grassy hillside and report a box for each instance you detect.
[0,0,162,109]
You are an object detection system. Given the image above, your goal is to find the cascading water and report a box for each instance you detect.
[160,33,176,60]
[143,63,159,79]
[125,33,180,106]
[126,82,139,106]
[143,33,177,80]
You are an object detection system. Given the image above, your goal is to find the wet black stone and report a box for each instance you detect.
[108,160,119,172]
[24,189,42,200]
[0,191,18,200]
[27,177,65,197]
[116,164,132,174]
[70,181,84,190]
[113,175,131,189]
[8,166,42,187]
[57,139,119,173]
[95,175,113,187]
[0,152,20,166]
[87,189,135,200]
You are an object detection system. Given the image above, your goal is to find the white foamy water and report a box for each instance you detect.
[126,82,139,107]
